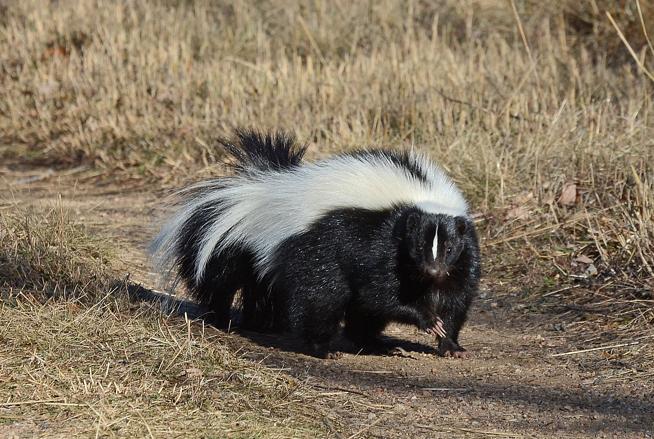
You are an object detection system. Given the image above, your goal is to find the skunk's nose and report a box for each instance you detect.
[426,266,448,280]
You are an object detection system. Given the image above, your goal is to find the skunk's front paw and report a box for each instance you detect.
[437,339,470,359]
[442,348,470,359]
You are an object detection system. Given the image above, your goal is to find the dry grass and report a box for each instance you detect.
[0,201,113,299]
[0,200,346,436]
[1,0,654,436]
[5,0,650,326]
[0,294,333,438]
[2,1,653,176]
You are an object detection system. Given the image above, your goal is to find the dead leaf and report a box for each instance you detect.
[41,46,69,61]
[514,192,535,204]
[575,255,593,264]
[506,205,528,219]
[558,182,577,206]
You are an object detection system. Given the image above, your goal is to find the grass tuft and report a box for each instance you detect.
[0,296,332,437]
[0,202,114,299]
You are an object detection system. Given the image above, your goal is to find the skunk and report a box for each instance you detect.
[150,130,480,358]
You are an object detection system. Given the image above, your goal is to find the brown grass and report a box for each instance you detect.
[2,1,653,176]
[1,0,653,436]
[0,294,334,438]
[0,201,113,299]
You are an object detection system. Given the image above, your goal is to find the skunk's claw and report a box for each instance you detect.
[425,317,446,338]
[433,320,446,338]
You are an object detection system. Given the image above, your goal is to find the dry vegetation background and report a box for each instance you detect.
[1,0,653,437]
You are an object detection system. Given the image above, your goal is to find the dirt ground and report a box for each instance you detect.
[5,171,652,439]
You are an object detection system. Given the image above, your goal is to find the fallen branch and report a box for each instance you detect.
[550,342,641,357]
[422,387,469,392]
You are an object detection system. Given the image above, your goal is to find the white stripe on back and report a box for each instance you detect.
[151,151,469,281]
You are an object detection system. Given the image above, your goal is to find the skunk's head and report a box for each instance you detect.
[401,209,471,283]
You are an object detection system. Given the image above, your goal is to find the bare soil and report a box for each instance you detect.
[8,173,653,439]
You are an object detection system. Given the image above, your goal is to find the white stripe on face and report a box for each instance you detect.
[432,223,439,261]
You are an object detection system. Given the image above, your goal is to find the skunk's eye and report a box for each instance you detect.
[446,246,453,254]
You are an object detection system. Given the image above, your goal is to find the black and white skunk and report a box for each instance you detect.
[150,130,481,358]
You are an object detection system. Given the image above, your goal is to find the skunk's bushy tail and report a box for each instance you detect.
[221,129,307,173]
[149,129,305,325]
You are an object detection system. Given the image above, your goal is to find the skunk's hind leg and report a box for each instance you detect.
[282,269,351,358]
[181,247,255,329]
[198,279,236,328]
[343,311,387,352]
[240,279,273,331]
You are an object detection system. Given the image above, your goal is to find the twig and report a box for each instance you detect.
[422,387,469,392]
[563,304,610,317]
[509,0,533,62]
[455,427,521,437]
[550,342,641,357]
[13,169,54,185]
[433,88,538,123]
[416,424,520,437]
[637,0,654,59]
[311,383,368,398]
[542,285,579,298]
[0,399,85,407]
[346,416,384,439]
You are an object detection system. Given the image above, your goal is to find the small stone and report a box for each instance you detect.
[183,367,203,378]
[585,264,598,277]
[558,182,577,206]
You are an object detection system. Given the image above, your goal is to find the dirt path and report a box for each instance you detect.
[9,176,654,438]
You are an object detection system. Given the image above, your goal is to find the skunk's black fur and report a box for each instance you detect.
[222,128,307,173]
[153,130,481,358]
[267,207,480,357]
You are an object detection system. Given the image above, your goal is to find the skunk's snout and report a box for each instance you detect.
[426,264,448,280]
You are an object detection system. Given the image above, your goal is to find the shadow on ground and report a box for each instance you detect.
[127,283,654,437]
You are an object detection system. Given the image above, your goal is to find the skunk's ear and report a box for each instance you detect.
[455,217,467,236]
